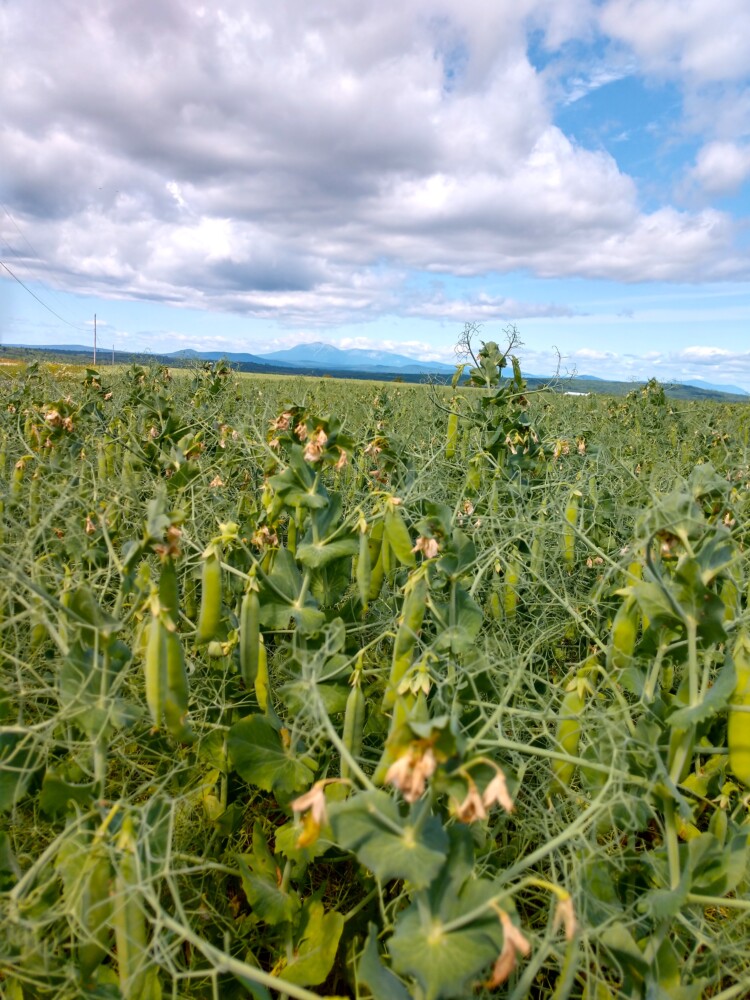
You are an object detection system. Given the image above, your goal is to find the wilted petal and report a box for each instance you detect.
[455,779,487,823]
[482,770,514,813]
[291,782,327,826]
[553,895,577,941]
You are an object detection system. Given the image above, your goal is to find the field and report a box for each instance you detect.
[1,337,750,1000]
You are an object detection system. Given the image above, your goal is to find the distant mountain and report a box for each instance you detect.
[258,341,456,373]
[677,378,749,397]
[576,374,604,381]
[169,348,288,365]
[6,343,96,353]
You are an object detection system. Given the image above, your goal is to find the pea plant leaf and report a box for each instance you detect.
[0,732,43,813]
[237,855,300,926]
[296,536,359,569]
[278,900,344,986]
[227,715,317,797]
[388,876,505,1000]
[358,924,411,1000]
[329,791,448,889]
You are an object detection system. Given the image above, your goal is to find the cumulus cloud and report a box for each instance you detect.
[600,0,750,83]
[688,142,750,195]
[1,0,747,328]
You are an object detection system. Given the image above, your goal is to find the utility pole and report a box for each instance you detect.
[93,313,97,365]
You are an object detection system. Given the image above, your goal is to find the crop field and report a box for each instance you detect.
[1,334,750,1000]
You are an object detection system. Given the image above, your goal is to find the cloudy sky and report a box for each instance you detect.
[2,0,750,388]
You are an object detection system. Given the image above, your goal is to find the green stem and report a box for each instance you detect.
[151,902,325,1000]
[663,798,682,891]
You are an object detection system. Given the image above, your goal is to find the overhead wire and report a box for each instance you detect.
[0,201,89,333]
[0,259,88,331]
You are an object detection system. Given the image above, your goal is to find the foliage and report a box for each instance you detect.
[1,346,750,999]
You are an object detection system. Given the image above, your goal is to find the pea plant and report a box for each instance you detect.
[0,351,748,1000]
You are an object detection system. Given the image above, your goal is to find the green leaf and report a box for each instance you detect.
[281,682,350,717]
[258,547,325,632]
[329,791,448,889]
[388,878,504,1000]
[68,585,120,638]
[385,510,415,567]
[688,832,747,896]
[630,581,682,629]
[600,922,649,979]
[274,820,330,865]
[228,715,317,797]
[637,882,688,921]
[296,536,359,569]
[238,856,300,926]
[358,924,411,1000]
[279,900,344,986]
[0,831,20,889]
[433,585,483,654]
[39,770,95,816]
[0,732,42,812]
[667,660,735,731]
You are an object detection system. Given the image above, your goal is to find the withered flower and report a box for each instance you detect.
[484,910,531,988]
[251,525,279,549]
[412,536,439,559]
[482,769,514,813]
[385,745,437,803]
[455,778,487,823]
[270,411,293,432]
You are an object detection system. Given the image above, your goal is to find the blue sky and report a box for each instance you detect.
[2,0,750,389]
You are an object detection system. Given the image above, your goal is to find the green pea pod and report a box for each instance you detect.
[489,591,502,621]
[383,574,428,709]
[562,492,579,569]
[356,529,372,607]
[552,679,586,793]
[144,612,167,727]
[341,674,366,781]
[255,635,269,712]
[113,816,149,999]
[467,455,482,492]
[503,553,520,618]
[164,627,194,743]
[368,522,385,601]
[446,411,458,460]
[385,507,415,568]
[78,848,113,982]
[196,547,222,642]
[721,576,739,622]
[729,630,750,787]
[240,577,261,689]
[158,558,180,623]
[380,533,393,580]
[97,442,108,481]
[607,596,639,670]
[373,693,414,785]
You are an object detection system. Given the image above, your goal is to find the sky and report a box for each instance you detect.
[2,0,750,389]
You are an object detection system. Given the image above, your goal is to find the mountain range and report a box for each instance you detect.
[255,342,457,374]
[4,342,749,396]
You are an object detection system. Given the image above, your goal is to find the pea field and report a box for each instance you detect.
[1,334,750,1000]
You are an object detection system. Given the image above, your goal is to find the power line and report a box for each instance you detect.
[0,201,49,264]
[0,201,88,321]
[0,259,87,331]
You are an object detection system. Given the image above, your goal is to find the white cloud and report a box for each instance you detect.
[600,0,750,83]
[688,141,750,195]
[1,0,747,329]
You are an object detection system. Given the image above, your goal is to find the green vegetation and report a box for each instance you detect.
[1,332,750,999]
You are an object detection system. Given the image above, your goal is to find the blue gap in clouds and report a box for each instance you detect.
[555,75,691,211]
